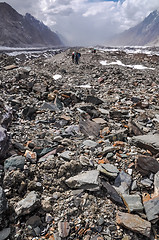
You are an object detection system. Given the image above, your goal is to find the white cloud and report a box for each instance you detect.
[1,0,159,46]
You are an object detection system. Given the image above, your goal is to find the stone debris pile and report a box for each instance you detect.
[0,47,159,239]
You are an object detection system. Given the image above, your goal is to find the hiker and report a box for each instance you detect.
[72,51,75,63]
[92,48,96,53]
[75,52,81,64]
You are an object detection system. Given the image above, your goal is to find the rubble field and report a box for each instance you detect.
[0,47,159,240]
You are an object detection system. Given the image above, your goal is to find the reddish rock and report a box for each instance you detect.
[58,221,70,238]
[116,211,151,238]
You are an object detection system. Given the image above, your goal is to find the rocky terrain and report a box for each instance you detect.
[0,47,159,240]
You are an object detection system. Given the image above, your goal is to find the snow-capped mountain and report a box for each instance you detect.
[0,2,63,47]
[108,10,159,46]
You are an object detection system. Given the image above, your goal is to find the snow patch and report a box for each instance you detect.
[100,60,155,70]
[53,74,62,80]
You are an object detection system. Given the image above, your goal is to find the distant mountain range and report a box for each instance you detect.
[108,10,159,46]
[0,2,63,47]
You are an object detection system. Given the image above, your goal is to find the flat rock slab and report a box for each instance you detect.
[82,140,98,148]
[121,194,143,212]
[136,155,159,176]
[132,134,159,154]
[65,170,99,190]
[144,196,159,222]
[79,119,100,137]
[15,191,40,216]
[97,163,119,178]
[92,118,107,124]
[116,211,151,238]
[59,151,73,161]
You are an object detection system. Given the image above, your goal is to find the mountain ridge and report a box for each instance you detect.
[0,2,63,47]
[108,10,159,46]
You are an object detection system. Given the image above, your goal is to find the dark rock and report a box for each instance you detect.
[110,110,129,120]
[85,96,103,105]
[26,215,42,228]
[135,155,159,176]
[22,106,37,120]
[1,110,12,129]
[101,179,123,206]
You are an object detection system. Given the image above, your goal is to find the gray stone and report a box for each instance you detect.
[97,163,119,178]
[144,196,159,222]
[0,126,9,161]
[131,180,137,191]
[102,146,115,154]
[79,118,100,137]
[59,151,73,161]
[121,194,143,212]
[114,171,132,194]
[0,187,7,215]
[140,178,153,188]
[4,155,25,171]
[45,213,53,223]
[26,215,42,228]
[154,171,159,196]
[132,134,159,154]
[106,152,114,159]
[41,102,58,112]
[0,228,11,240]
[65,170,99,190]
[15,191,40,216]
[105,129,127,142]
[101,179,123,206]
[82,140,98,148]
[65,125,80,136]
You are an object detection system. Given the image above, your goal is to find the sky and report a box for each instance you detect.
[1,0,159,46]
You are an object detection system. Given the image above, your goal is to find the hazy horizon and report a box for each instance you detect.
[0,0,159,46]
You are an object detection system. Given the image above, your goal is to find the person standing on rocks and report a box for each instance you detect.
[75,52,81,64]
[72,51,75,63]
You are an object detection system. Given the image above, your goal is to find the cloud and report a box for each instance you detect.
[1,0,159,46]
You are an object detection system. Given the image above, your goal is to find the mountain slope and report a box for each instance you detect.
[0,2,63,47]
[109,10,159,46]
